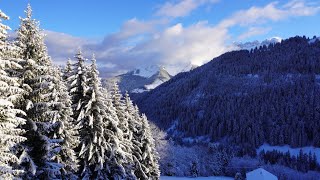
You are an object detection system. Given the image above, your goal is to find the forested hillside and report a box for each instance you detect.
[136,36,320,149]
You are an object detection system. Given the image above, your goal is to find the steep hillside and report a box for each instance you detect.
[135,36,320,148]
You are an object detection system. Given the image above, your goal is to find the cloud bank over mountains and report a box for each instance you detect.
[43,0,320,77]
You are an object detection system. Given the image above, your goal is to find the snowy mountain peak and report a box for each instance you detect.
[261,37,282,46]
[132,65,164,78]
[235,37,282,50]
[104,64,172,93]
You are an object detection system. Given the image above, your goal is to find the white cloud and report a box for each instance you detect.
[156,0,219,18]
[218,0,320,28]
[238,27,272,40]
[44,30,94,65]
[44,0,320,77]
[131,21,230,68]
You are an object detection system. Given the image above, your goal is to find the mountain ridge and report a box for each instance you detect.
[134,36,320,150]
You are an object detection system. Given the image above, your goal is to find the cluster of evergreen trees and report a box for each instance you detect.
[259,150,320,173]
[136,36,320,150]
[0,5,159,179]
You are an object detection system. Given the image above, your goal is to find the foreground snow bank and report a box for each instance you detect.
[161,176,233,180]
[257,143,320,163]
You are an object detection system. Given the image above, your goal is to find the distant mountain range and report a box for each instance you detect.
[102,65,173,93]
[103,37,284,93]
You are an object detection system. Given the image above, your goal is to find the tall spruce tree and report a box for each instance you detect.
[0,10,9,57]
[68,50,89,128]
[124,92,160,179]
[78,54,107,178]
[52,67,79,179]
[78,55,129,179]
[62,58,72,82]
[123,92,145,178]
[15,4,62,179]
[111,84,136,179]
[140,113,160,179]
[0,9,27,179]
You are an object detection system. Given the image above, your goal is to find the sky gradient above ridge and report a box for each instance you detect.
[2,0,320,76]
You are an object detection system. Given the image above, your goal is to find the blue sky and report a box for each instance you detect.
[2,0,320,76]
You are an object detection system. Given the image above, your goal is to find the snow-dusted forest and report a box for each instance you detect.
[134,36,320,178]
[0,5,160,179]
[3,1,320,180]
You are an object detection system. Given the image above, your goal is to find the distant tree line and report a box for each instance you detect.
[259,150,319,173]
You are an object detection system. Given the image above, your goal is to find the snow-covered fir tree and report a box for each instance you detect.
[0,5,162,179]
[0,10,9,57]
[111,83,136,179]
[77,54,107,178]
[78,55,129,179]
[51,67,79,179]
[139,113,160,179]
[62,58,72,82]
[123,92,145,178]
[0,9,27,180]
[15,4,62,179]
[68,50,89,128]
[124,92,160,179]
[0,10,8,45]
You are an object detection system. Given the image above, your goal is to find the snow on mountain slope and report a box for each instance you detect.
[235,37,282,50]
[145,79,164,90]
[105,37,282,93]
[103,65,172,93]
[180,63,199,73]
[133,65,160,78]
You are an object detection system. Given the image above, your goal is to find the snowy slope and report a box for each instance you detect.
[246,168,277,180]
[180,63,199,73]
[161,176,233,180]
[257,143,320,163]
[132,65,160,78]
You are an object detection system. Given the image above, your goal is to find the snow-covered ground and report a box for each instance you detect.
[161,176,233,180]
[145,79,163,90]
[257,143,320,163]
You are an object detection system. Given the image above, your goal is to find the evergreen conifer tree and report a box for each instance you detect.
[15,4,62,179]
[68,50,89,129]
[111,84,136,179]
[51,67,79,179]
[78,55,130,179]
[123,92,160,179]
[78,55,108,178]
[123,92,145,178]
[0,9,27,179]
[140,113,160,179]
[62,58,72,82]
